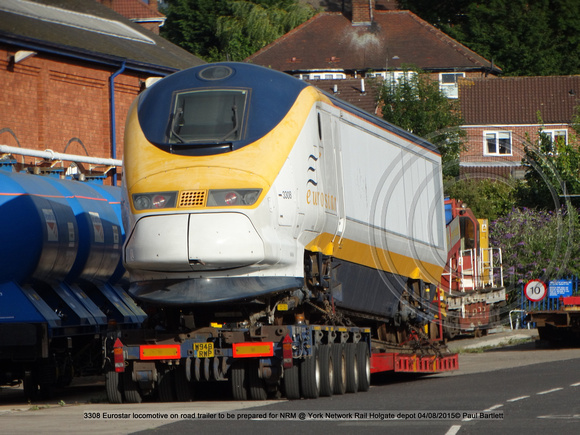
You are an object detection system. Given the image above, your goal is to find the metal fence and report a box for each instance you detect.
[511,277,580,328]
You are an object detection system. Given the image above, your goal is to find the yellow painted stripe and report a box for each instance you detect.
[305,232,444,284]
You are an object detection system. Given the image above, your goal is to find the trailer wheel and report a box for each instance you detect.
[332,344,347,395]
[248,361,268,400]
[105,371,123,404]
[174,364,192,402]
[158,369,176,402]
[23,370,39,401]
[123,370,143,403]
[318,344,334,397]
[344,343,359,393]
[300,344,320,399]
[356,342,371,392]
[283,363,301,400]
[231,361,248,400]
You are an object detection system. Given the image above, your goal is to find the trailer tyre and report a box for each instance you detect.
[318,344,334,397]
[158,369,176,402]
[248,361,268,400]
[283,363,301,400]
[231,361,248,400]
[356,341,371,392]
[123,371,143,403]
[300,344,320,399]
[345,343,359,393]
[174,364,193,402]
[105,371,123,404]
[332,344,347,395]
[23,370,39,401]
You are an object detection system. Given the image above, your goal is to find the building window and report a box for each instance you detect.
[543,129,567,144]
[439,73,465,99]
[298,73,346,80]
[484,131,512,156]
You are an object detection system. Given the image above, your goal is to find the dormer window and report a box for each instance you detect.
[440,73,465,99]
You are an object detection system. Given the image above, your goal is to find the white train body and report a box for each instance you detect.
[122,63,446,322]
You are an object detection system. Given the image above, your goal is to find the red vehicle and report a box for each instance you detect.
[440,198,506,338]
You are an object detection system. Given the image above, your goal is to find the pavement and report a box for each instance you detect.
[445,326,539,353]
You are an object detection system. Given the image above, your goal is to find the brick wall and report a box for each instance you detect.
[352,0,375,24]
[0,47,146,184]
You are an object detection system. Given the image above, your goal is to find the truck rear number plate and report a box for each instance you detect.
[194,342,214,358]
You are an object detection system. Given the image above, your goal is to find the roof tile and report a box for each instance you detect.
[247,11,498,74]
[459,76,580,125]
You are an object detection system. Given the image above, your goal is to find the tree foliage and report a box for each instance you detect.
[490,207,580,288]
[444,178,516,221]
[399,0,580,76]
[516,122,580,210]
[377,68,466,177]
[161,0,315,62]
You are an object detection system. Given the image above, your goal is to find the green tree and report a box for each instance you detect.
[377,68,466,177]
[444,178,516,221]
[490,207,580,289]
[161,0,315,62]
[516,117,580,210]
[400,0,580,76]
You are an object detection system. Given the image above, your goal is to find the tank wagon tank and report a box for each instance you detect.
[106,62,457,403]
[0,166,145,399]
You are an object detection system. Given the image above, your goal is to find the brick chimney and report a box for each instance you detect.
[148,0,158,12]
[352,0,374,25]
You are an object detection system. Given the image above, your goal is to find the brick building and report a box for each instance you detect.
[459,76,580,180]
[248,0,501,115]
[97,0,166,35]
[0,0,204,185]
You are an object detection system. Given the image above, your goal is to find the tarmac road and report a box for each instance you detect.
[2,328,580,434]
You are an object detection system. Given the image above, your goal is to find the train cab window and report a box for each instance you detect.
[168,89,247,144]
[459,216,477,251]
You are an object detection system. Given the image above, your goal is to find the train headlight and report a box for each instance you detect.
[207,189,262,207]
[132,192,177,210]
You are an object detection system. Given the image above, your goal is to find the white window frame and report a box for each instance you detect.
[484,131,512,156]
[298,73,346,80]
[542,129,568,145]
[439,73,465,99]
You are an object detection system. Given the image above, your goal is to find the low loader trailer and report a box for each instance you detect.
[104,321,458,402]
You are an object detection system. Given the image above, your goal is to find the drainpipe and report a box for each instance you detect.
[109,61,126,186]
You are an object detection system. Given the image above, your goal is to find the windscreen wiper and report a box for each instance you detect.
[218,101,238,142]
[169,107,185,143]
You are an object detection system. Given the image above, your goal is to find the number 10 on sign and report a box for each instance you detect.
[525,279,547,302]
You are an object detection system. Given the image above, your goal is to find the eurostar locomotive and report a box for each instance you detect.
[122,62,447,330]
[107,62,456,403]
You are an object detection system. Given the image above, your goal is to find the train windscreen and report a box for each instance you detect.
[168,89,248,144]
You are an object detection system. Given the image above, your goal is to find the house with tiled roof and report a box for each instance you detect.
[247,0,501,114]
[97,0,165,35]
[0,0,204,185]
[458,76,580,179]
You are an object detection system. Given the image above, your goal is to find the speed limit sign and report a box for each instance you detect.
[524,279,547,302]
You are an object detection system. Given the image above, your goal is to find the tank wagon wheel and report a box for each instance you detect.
[231,360,248,401]
[174,364,193,402]
[318,344,334,397]
[356,342,371,392]
[332,344,347,395]
[157,369,176,402]
[248,361,268,400]
[283,363,301,400]
[300,344,320,399]
[344,343,359,393]
[123,370,143,403]
[105,371,123,404]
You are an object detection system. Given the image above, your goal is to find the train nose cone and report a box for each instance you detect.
[124,213,264,272]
